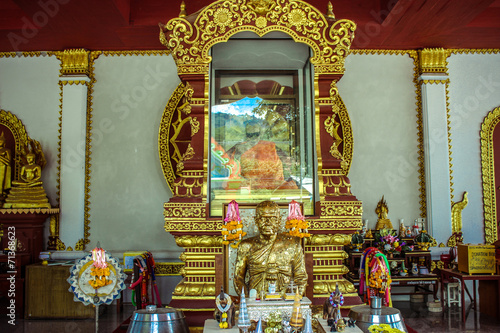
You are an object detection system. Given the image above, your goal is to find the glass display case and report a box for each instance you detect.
[209,70,315,216]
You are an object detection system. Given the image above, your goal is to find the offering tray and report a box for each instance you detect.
[246,297,311,322]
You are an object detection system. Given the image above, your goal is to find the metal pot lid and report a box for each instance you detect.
[131,308,186,322]
[348,305,404,324]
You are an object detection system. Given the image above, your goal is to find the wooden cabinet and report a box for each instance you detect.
[25,263,96,319]
[0,208,57,318]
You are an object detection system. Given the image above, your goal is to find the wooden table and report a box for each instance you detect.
[439,268,500,323]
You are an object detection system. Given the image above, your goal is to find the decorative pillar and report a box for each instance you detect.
[418,48,452,243]
[55,49,91,250]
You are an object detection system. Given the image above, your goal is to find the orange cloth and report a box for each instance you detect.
[239,141,296,190]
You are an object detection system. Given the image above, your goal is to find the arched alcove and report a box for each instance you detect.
[158,0,363,324]
[481,105,500,244]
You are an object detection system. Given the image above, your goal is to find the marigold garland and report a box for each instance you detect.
[285,200,310,238]
[222,200,246,246]
[88,247,112,289]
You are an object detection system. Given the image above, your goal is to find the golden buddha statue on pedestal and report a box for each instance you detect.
[3,141,51,209]
[374,196,393,230]
[233,200,308,297]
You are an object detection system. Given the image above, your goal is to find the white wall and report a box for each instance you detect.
[339,53,421,231]
[0,55,61,205]
[448,52,500,244]
[90,54,179,252]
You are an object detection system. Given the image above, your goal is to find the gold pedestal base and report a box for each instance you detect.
[3,185,51,208]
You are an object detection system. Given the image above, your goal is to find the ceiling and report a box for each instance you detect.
[1,0,500,52]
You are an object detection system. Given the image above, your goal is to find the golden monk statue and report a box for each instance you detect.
[233,200,308,296]
[375,196,393,230]
[0,131,12,196]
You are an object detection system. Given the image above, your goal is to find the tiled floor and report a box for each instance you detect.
[393,300,500,333]
[1,300,500,333]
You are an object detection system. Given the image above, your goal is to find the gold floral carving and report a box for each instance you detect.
[173,282,216,297]
[313,280,356,295]
[313,265,349,275]
[320,169,352,196]
[172,170,204,198]
[176,144,195,175]
[409,51,427,218]
[419,79,450,85]
[418,48,448,74]
[100,50,170,57]
[318,201,363,218]
[56,49,90,76]
[74,238,85,251]
[163,202,207,219]
[481,106,500,244]
[321,89,353,173]
[308,219,363,231]
[155,262,185,276]
[306,233,352,246]
[60,80,90,86]
[159,0,356,75]
[165,220,221,233]
[159,82,197,193]
[190,118,200,136]
[0,110,29,179]
[248,0,275,15]
[56,238,66,251]
[174,235,223,248]
[47,214,65,251]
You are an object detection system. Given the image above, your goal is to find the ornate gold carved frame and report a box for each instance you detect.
[481,105,500,244]
[158,0,363,318]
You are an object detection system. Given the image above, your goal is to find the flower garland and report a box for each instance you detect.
[216,293,232,329]
[89,247,112,289]
[222,200,246,247]
[359,247,392,307]
[329,292,344,307]
[285,200,310,238]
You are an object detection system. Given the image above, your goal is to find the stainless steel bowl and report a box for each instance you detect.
[127,308,189,333]
[348,305,408,333]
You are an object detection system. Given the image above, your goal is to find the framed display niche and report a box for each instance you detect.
[158,0,363,326]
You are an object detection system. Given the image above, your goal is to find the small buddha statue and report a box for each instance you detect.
[12,152,42,187]
[3,147,50,209]
[374,196,393,230]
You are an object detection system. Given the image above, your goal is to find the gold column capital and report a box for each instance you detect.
[57,48,90,76]
[418,48,449,74]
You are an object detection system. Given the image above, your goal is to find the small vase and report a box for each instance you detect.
[370,296,382,309]
[387,253,393,259]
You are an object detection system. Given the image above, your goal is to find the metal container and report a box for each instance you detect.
[348,305,407,333]
[370,296,381,309]
[127,308,189,333]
